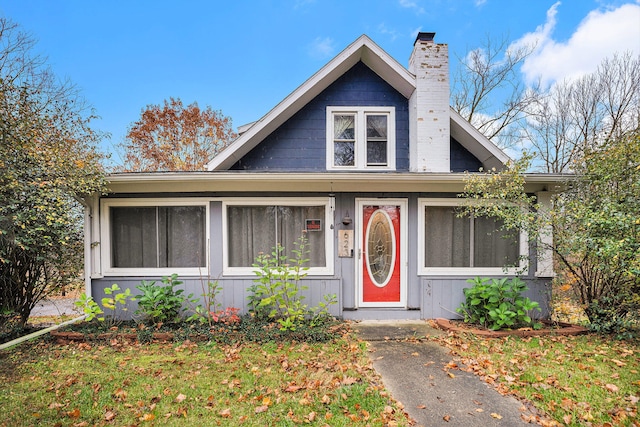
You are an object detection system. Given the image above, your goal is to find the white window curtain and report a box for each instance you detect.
[111,206,206,268]
[228,205,326,267]
[424,206,519,268]
[424,206,470,267]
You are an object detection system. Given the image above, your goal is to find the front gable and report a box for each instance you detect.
[230,61,410,171]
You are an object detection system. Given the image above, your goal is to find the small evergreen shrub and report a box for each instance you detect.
[457,277,542,331]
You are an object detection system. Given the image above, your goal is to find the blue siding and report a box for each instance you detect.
[231,61,410,171]
[450,137,483,172]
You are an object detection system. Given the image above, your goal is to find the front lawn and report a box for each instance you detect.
[0,336,410,426]
[436,332,640,426]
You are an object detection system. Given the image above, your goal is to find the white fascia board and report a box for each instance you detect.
[207,35,416,171]
[449,108,511,170]
[105,171,567,195]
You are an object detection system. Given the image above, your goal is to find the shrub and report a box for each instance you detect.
[248,234,336,331]
[135,274,196,325]
[457,277,542,331]
[75,285,133,327]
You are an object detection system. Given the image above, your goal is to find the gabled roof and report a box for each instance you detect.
[207,34,511,172]
[450,108,511,170]
[207,35,416,171]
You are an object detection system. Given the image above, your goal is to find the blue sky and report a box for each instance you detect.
[1,1,639,163]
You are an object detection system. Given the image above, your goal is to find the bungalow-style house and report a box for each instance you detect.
[84,33,561,320]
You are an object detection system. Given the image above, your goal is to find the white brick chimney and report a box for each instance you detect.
[408,32,450,172]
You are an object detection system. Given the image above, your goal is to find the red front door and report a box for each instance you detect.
[359,201,405,307]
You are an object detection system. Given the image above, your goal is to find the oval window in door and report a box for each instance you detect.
[365,209,396,287]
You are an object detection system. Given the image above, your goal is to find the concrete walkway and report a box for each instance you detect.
[30,297,79,317]
[353,320,536,426]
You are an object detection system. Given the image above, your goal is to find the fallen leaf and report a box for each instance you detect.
[447,372,455,378]
[417,405,426,409]
[491,413,503,419]
[255,405,268,413]
[67,408,81,419]
[104,410,116,421]
[140,413,155,421]
[443,414,451,422]
[218,408,231,418]
[175,393,187,403]
[605,384,619,393]
[284,384,302,392]
[563,414,572,424]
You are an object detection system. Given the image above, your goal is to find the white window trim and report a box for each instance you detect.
[326,106,396,170]
[222,197,335,276]
[417,198,528,276]
[100,198,210,277]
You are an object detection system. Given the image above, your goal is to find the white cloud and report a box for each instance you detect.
[308,37,336,60]
[398,0,425,14]
[474,0,487,6]
[512,1,640,87]
[378,23,401,41]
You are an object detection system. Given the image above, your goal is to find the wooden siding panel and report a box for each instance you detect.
[450,137,483,172]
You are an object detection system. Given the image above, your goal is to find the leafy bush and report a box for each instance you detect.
[586,293,640,339]
[135,274,196,325]
[75,285,133,327]
[457,277,542,331]
[101,284,132,327]
[186,277,241,327]
[249,234,336,331]
[74,292,103,321]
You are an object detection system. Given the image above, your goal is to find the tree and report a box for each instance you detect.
[0,18,106,327]
[460,132,640,334]
[118,97,236,171]
[522,52,640,172]
[451,34,539,149]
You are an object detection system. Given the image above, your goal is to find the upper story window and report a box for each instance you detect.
[326,106,396,170]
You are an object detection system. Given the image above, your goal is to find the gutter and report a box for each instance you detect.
[0,314,88,351]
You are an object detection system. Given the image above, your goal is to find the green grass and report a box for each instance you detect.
[436,333,640,426]
[0,336,409,427]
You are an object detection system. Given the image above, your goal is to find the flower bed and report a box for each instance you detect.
[434,318,589,337]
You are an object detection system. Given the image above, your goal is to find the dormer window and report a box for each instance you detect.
[327,106,395,170]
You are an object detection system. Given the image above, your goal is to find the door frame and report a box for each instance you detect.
[355,198,408,308]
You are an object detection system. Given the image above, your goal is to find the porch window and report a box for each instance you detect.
[327,107,395,170]
[101,199,208,276]
[418,199,527,275]
[223,198,334,275]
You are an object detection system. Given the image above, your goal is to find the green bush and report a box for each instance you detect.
[248,234,336,331]
[135,274,196,325]
[586,293,640,339]
[457,277,542,331]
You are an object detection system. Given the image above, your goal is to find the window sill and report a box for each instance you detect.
[419,267,528,276]
[102,267,209,277]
